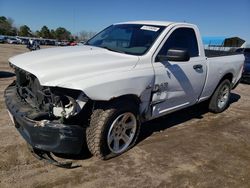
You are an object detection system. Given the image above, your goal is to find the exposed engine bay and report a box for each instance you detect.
[13,65,89,122]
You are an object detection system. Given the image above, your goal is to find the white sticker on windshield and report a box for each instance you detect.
[141,25,160,32]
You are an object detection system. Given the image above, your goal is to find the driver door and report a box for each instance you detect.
[151,26,207,118]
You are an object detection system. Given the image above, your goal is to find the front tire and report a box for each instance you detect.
[86,100,140,160]
[208,79,231,113]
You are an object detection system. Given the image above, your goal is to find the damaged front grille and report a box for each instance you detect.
[11,64,90,123]
[14,66,53,114]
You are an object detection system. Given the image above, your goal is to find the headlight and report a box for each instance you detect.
[50,88,88,119]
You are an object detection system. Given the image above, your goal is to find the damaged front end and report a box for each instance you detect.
[4,65,90,155]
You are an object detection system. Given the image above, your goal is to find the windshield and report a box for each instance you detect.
[86,24,165,55]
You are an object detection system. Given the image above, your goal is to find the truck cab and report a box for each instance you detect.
[149,23,208,118]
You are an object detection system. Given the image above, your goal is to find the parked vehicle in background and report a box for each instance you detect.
[44,39,56,46]
[7,37,19,44]
[69,41,77,46]
[0,36,6,43]
[58,40,70,46]
[77,41,86,46]
[236,48,250,83]
[5,21,244,164]
[16,38,22,44]
[26,39,40,51]
[20,38,29,45]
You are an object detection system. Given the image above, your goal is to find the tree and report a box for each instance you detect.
[40,25,50,38]
[55,27,71,40]
[78,30,96,41]
[0,16,80,40]
[11,27,18,36]
[0,16,16,35]
[50,29,56,39]
[18,25,32,37]
[79,31,88,41]
[35,30,41,37]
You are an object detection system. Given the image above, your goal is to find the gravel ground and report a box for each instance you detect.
[0,44,250,188]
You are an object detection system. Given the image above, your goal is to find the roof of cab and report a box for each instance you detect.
[115,20,174,27]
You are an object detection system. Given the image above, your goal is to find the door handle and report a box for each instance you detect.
[193,64,203,70]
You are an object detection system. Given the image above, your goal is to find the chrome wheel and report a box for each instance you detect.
[107,112,137,154]
[217,85,230,109]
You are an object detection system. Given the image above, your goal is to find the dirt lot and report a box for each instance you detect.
[0,44,250,188]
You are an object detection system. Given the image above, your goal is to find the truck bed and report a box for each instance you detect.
[205,49,240,58]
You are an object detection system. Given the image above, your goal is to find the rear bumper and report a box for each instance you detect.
[4,84,84,154]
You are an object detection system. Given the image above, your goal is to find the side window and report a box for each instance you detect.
[157,27,199,59]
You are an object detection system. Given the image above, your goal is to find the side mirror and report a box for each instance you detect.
[157,48,190,62]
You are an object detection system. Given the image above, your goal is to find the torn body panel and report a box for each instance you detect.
[13,66,88,120]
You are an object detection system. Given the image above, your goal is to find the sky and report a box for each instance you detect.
[0,0,250,42]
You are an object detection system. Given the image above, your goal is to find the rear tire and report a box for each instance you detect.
[208,79,231,113]
[86,100,140,160]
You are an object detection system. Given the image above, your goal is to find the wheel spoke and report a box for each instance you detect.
[218,85,230,108]
[108,132,115,144]
[222,90,228,96]
[121,113,130,123]
[122,133,130,143]
[114,118,122,126]
[124,121,135,130]
[113,138,120,151]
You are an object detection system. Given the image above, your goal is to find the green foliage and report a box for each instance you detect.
[0,15,95,41]
[50,29,56,39]
[35,30,41,37]
[40,26,51,38]
[55,27,71,40]
[0,16,17,35]
[18,25,32,37]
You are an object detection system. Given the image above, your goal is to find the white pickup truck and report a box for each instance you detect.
[5,21,244,161]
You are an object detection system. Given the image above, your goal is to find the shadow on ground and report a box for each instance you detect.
[138,93,240,143]
[0,71,15,78]
[240,81,250,85]
[54,144,92,160]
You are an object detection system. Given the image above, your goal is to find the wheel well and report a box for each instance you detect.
[221,73,233,83]
[91,94,141,113]
[109,94,141,106]
[92,94,141,113]
[209,73,234,100]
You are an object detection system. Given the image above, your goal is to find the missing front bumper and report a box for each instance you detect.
[4,84,84,155]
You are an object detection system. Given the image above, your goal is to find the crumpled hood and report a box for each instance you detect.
[9,45,139,87]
